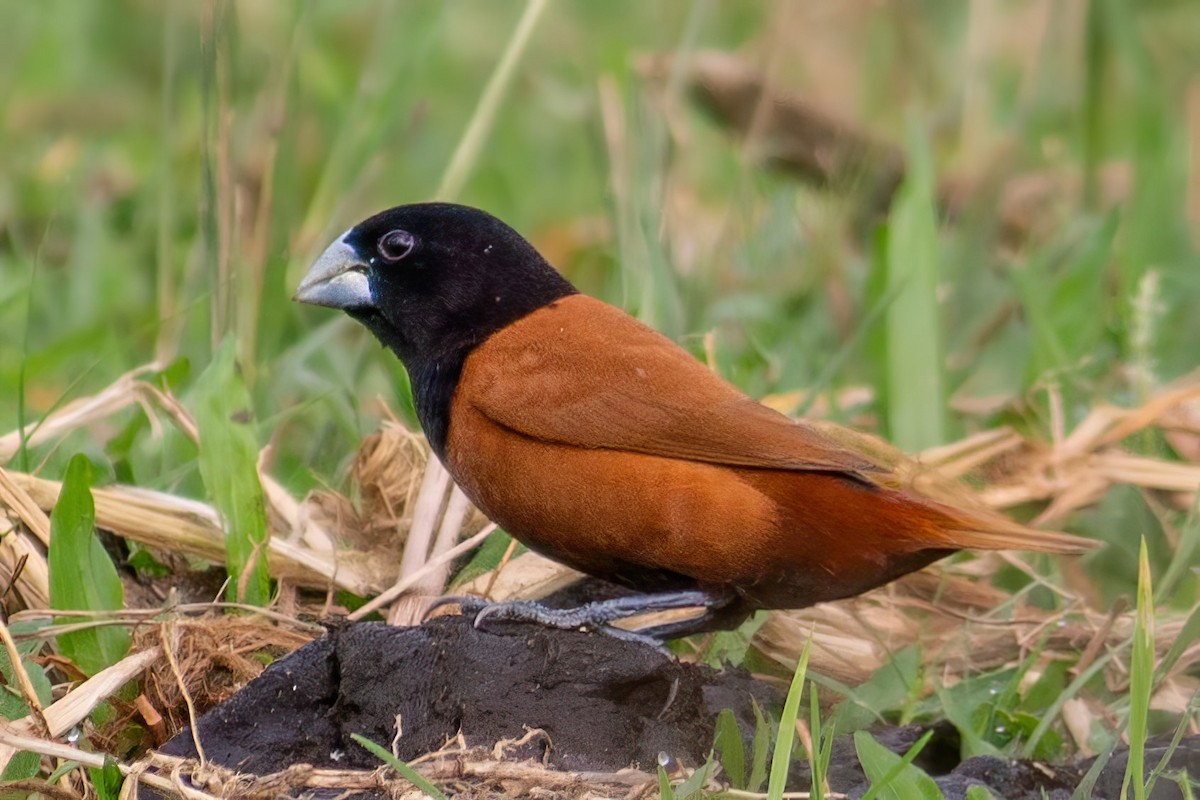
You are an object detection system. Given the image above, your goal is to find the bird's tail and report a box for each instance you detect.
[942,519,1098,555]
[807,421,1100,556]
[916,494,1098,554]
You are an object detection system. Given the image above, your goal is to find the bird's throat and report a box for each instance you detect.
[408,352,468,459]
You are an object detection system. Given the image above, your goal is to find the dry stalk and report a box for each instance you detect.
[968,377,1200,520]
[458,550,584,603]
[0,617,48,737]
[350,523,498,621]
[0,467,52,546]
[160,621,207,766]
[0,364,165,463]
[11,603,324,636]
[659,51,1133,246]
[0,511,50,613]
[6,471,380,596]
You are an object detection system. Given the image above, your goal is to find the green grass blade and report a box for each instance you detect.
[1154,494,1199,605]
[1080,0,1109,208]
[14,240,42,474]
[809,680,826,800]
[1146,701,1197,800]
[657,761,676,800]
[882,119,945,451]
[1010,215,1117,395]
[1072,740,1121,800]
[1154,603,1200,687]
[192,336,271,606]
[766,635,812,800]
[674,757,713,799]
[48,454,131,676]
[352,733,449,800]
[1122,537,1155,800]
[435,0,549,202]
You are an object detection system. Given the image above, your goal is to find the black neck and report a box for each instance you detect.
[407,351,468,458]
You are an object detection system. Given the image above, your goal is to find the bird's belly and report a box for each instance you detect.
[444,409,779,585]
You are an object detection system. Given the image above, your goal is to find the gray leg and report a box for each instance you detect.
[426,588,738,647]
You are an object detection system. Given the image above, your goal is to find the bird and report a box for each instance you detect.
[294,202,1095,642]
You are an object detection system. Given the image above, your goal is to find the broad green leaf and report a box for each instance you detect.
[855,730,942,800]
[834,646,923,733]
[192,336,271,606]
[0,749,40,781]
[702,610,769,668]
[965,787,999,800]
[49,454,131,675]
[713,708,746,789]
[747,698,771,793]
[450,528,518,587]
[89,755,125,800]
[0,639,52,722]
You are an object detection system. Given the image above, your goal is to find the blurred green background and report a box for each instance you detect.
[2,1,1198,609]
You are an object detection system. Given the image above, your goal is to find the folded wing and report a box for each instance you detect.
[461,295,880,477]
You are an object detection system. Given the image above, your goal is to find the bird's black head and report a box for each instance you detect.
[295,202,577,364]
[294,202,577,454]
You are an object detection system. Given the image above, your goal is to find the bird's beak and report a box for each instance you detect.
[293,234,374,310]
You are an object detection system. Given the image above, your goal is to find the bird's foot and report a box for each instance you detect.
[426,589,735,650]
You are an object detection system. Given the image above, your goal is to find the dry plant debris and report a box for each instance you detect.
[132,749,655,800]
[132,616,315,735]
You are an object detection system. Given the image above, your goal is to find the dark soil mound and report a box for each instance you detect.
[143,617,1199,799]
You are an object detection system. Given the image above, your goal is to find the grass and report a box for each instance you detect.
[767,635,812,799]
[1,1,1198,797]
[353,733,451,800]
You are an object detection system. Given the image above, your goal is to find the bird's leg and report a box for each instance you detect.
[426,588,739,647]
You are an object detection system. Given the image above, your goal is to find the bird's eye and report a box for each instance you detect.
[377,229,416,262]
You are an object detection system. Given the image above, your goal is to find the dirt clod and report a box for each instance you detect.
[155,617,773,774]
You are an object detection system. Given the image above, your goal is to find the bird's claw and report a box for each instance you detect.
[423,594,490,622]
